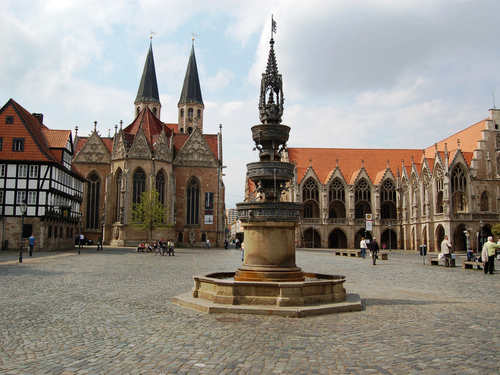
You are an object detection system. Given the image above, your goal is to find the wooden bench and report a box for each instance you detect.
[378,253,388,260]
[333,250,362,257]
[429,257,455,267]
[462,260,483,270]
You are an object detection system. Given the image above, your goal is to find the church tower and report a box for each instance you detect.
[178,42,204,134]
[134,40,161,119]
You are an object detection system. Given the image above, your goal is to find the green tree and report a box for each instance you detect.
[130,189,169,241]
[491,223,500,237]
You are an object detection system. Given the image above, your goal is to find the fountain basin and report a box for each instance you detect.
[173,271,363,318]
[193,271,346,306]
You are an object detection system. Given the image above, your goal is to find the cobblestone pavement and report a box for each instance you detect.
[0,247,499,374]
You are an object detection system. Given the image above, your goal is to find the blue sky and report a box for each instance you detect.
[2,0,500,208]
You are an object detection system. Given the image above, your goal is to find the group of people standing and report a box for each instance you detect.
[137,238,175,256]
[442,234,498,273]
[360,237,380,265]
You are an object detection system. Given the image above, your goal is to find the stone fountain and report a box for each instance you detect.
[174,33,361,317]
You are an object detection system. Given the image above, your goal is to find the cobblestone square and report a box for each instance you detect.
[0,248,499,374]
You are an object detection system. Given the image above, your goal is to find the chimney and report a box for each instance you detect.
[32,113,44,125]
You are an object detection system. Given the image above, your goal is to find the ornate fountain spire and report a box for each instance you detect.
[259,22,284,124]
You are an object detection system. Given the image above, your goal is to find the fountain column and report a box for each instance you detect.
[235,36,303,282]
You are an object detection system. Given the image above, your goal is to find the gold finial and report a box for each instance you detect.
[191,32,198,42]
[150,30,156,40]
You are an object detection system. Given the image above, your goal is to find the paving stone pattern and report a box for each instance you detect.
[0,248,499,374]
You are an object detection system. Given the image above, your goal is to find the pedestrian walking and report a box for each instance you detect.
[168,239,175,256]
[206,239,210,249]
[241,241,244,261]
[441,235,452,267]
[28,234,36,257]
[360,237,367,258]
[369,237,379,265]
[159,238,165,256]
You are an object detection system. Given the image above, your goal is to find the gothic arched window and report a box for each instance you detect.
[180,109,184,118]
[86,172,100,230]
[156,170,166,206]
[188,108,194,117]
[435,166,444,213]
[115,170,123,222]
[451,165,467,193]
[133,169,146,204]
[187,178,200,225]
[329,178,345,202]
[480,191,489,212]
[355,179,371,203]
[303,178,319,202]
[197,109,201,118]
[451,165,468,213]
[380,179,397,219]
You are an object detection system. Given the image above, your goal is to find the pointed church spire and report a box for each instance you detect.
[259,30,284,125]
[178,41,204,134]
[178,43,204,106]
[135,41,161,119]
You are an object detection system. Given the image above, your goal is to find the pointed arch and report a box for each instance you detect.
[302,177,320,218]
[115,168,123,222]
[434,164,444,213]
[354,178,371,218]
[328,178,346,218]
[86,171,101,230]
[186,177,200,225]
[451,164,468,213]
[133,168,146,204]
[380,179,397,219]
[328,228,347,248]
[480,190,489,212]
[156,169,166,206]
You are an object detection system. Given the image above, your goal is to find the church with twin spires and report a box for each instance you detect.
[73,40,225,247]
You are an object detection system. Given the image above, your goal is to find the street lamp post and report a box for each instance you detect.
[100,214,104,251]
[78,213,82,255]
[18,200,27,263]
[312,224,315,249]
[389,223,392,252]
[479,219,484,255]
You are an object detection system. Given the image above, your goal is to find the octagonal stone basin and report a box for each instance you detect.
[192,271,346,307]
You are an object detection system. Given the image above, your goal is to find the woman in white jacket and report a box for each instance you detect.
[482,238,490,275]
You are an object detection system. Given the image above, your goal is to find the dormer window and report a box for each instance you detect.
[13,138,24,152]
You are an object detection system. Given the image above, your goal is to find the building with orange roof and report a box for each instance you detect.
[72,41,225,247]
[0,99,86,252]
[271,109,500,252]
[242,38,500,254]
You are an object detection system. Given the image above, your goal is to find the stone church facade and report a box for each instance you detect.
[73,42,225,247]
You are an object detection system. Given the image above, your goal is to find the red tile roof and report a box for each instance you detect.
[42,129,71,149]
[123,106,171,146]
[0,99,55,162]
[288,148,421,185]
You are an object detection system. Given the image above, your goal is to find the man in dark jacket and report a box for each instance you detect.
[370,237,380,265]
